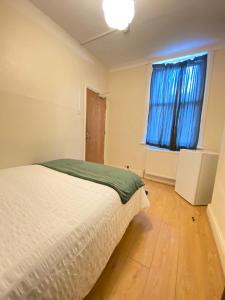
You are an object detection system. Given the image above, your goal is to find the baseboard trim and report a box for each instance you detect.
[107,164,144,178]
[129,168,144,178]
[207,204,225,276]
[144,174,176,186]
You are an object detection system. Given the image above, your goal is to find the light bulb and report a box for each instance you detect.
[102,0,135,31]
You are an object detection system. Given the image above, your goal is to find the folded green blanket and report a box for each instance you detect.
[39,159,144,204]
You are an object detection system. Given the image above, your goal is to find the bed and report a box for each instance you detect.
[0,162,149,300]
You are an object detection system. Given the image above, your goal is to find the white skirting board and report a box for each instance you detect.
[207,205,225,275]
[144,173,176,186]
[107,164,144,178]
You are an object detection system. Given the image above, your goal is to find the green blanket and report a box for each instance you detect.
[39,159,144,204]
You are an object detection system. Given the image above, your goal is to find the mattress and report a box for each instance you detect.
[0,165,149,300]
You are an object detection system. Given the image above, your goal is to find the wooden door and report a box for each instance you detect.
[85,88,106,163]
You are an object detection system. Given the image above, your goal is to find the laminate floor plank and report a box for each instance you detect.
[85,180,225,300]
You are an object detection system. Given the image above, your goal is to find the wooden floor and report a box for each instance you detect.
[85,180,225,300]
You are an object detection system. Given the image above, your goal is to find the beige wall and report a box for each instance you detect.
[105,65,149,170]
[0,0,107,169]
[203,49,225,151]
[105,49,225,172]
[208,125,225,274]
[207,51,225,272]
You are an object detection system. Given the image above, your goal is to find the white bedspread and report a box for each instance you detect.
[0,165,149,300]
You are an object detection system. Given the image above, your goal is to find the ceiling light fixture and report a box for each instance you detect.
[102,0,135,31]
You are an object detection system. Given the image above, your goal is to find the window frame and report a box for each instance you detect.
[142,50,213,151]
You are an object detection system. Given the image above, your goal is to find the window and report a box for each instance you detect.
[146,54,207,151]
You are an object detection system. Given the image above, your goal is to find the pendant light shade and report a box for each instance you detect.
[102,0,135,31]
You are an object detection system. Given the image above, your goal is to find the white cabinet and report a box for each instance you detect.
[175,150,218,205]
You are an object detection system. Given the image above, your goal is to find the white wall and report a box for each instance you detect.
[105,49,225,179]
[208,126,225,275]
[0,0,107,169]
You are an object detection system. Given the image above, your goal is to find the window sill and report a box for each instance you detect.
[140,142,179,152]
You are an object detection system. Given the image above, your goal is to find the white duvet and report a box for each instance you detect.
[0,165,149,300]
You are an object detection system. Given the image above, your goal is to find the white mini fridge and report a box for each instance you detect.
[175,150,218,205]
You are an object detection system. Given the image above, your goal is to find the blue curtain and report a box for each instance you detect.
[146,54,207,150]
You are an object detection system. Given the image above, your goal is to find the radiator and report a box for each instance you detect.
[144,148,179,184]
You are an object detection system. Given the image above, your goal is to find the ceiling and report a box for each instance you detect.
[30,0,225,69]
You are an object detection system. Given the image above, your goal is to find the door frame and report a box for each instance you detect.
[83,84,106,160]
